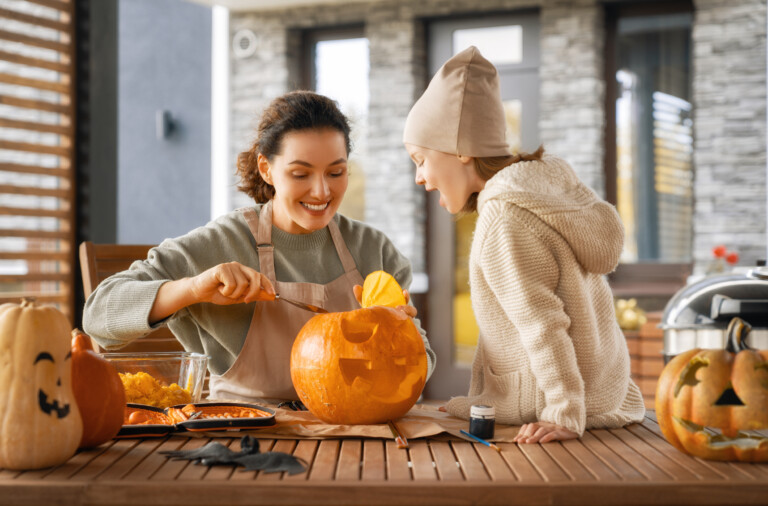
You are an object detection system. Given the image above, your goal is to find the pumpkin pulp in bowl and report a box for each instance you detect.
[101,351,208,408]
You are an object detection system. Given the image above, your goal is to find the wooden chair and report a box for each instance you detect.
[79,241,185,353]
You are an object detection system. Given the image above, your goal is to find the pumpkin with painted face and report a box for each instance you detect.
[655,317,768,461]
[0,299,83,470]
[290,305,427,424]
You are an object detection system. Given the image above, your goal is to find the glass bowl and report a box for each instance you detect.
[101,351,209,408]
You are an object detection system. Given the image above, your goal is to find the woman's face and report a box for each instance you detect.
[405,143,484,214]
[259,128,348,234]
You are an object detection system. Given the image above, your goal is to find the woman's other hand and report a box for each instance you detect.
[352,285,417,318]
[191,262,275,305]
[512,421,578,444]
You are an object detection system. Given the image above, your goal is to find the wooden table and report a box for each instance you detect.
[2,412,767,505]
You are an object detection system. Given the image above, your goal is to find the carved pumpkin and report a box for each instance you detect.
[0,299,83,470]
[656,317,768,461]
[291,306,427,424]
[71,329,126,448]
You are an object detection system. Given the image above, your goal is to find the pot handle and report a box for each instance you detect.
[710,294,768,320]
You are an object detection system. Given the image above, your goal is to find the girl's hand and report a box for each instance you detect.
[352,285,417,318]
[190,262,275,305]
[513,421,578,444]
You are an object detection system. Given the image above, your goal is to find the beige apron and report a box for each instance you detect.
[208,200,364,402]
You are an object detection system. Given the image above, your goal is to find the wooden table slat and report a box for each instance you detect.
[384,440,411,481]
[516,441,570,482]
[70,439,141,482]
[14,442,112,482]
[335,440,362,481]
[149,438,207,481]
[429,441,464,481]
[175,438,216,481]
[608,427,699,481]
[97,439,165,481]
[203,439,239,481]
[361,440,385,481]
[627,424,726,481]
[408,440,437,481]
[309,440,340,481]
[589,429,671,481]
[474,443,516,481]
[286,440,319,481]
[452,442,490,481]
[540,441,596,481]
[558,438,621,481]
[122,438,187,481]
[256,440,297,481]
[578,431,646,481]
[495,443,543,482]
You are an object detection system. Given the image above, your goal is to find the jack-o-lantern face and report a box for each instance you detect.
[290,306,427,424]
[0,299,83,470]
[656,317,768,461]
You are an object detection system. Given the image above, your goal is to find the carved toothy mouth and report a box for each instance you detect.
[38,389,70,419]
[674,416,768,450]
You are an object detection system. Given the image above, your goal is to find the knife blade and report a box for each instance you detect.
[274,294,329,313]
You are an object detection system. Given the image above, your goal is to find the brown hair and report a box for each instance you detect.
[461,145,546,214]
[236,91,352,203]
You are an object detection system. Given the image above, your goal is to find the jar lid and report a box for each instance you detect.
[470,404,495,417]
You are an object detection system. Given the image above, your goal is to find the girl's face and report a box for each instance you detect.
[259,128,348,234]
[405,143,485,214]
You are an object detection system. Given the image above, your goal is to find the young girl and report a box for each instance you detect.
[403,46,644,443]
[83,91,435,402]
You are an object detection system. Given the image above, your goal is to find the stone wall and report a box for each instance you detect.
[228,0,767,274]
[692,0,767,270]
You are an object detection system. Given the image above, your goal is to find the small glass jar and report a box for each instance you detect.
[469,404,495,440]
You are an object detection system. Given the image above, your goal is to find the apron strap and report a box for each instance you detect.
[241,201,277,285]
[327,218,359,275]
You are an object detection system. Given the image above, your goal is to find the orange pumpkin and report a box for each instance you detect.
[290,306,427,424]
[655,317,768,461]
[71,329,126,448]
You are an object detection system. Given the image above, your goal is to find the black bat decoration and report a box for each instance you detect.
[159,436,306,475]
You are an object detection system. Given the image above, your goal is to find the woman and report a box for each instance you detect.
[403,47,644,443]
[83,91,435,402]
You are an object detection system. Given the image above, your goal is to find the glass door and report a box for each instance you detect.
[424,13,541,399]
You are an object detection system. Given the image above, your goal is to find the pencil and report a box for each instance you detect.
[460,429,501,452]
[387,420,409,449]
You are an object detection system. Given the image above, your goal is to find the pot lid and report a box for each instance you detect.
[661,268,768,330]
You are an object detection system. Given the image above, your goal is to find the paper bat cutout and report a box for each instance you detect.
[159,435,306,475]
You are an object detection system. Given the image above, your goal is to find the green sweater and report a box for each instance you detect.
[83,205,435,379]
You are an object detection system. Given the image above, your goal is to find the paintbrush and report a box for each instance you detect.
[460,429,502,452]
[387,420,409,449]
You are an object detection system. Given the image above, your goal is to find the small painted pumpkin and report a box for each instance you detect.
[0,299,83,470]
[291,305,427,425]
[655,317,768,461]
[71,329,126,448]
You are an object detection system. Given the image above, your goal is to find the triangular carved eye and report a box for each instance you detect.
[714,384,745,406]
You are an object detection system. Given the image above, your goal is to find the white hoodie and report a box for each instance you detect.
[446,155,646,435]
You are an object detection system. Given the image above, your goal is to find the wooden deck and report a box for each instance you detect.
[1,412,767,505]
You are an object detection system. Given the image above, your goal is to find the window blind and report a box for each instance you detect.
[0,0,76,320]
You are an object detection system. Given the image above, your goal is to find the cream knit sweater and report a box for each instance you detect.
[446,155,645,435]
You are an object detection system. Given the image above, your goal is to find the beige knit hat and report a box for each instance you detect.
[403,46,511,157]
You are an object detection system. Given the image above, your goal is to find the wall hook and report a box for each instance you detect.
[156,109,175,140]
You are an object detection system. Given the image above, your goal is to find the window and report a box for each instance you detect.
[605,2,694,300]
[303,27,369,222]
[0,0,76,319]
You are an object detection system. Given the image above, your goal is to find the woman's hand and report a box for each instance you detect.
[513,421,578,444]
[191,262,275,305]
[352,285,417,318]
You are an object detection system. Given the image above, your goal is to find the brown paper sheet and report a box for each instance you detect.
[185,403,520,442]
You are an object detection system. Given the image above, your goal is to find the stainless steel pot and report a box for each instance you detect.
[661,267,768,362]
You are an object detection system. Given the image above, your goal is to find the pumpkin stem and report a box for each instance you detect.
[20,296,37,307]
[725,317,752,353]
